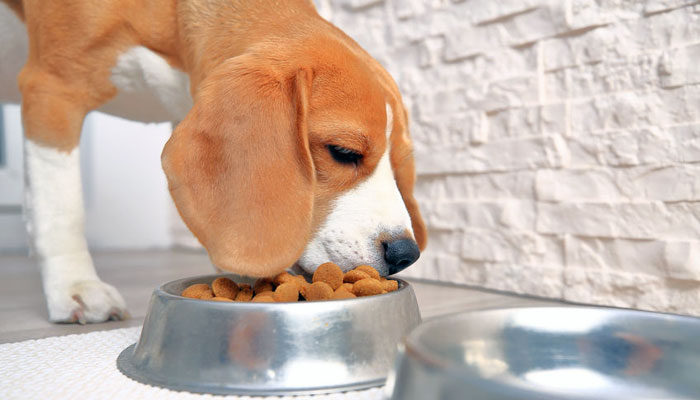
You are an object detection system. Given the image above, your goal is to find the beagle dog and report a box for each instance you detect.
[0,0,427,323]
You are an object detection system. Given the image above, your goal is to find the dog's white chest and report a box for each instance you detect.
[102,46,193,122]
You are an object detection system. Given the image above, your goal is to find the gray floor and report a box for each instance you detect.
[0,249,556,344]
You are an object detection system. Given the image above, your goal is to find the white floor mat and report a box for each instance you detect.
[0,327,385,400]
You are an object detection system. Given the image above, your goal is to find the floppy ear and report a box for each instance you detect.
[162,56,315,277]
[390,103,427,251]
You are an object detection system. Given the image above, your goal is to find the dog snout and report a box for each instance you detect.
[382,238,420,275]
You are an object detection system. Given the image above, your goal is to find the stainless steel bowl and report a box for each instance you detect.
[387,306,700,400]
[117,274,421,396]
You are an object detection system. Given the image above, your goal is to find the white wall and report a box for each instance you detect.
[0,105,174,251]
[317,0,700,316]
[81,113,172,249]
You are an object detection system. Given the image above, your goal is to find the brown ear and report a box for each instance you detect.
[391,103,427,251]
[162,56,315,277]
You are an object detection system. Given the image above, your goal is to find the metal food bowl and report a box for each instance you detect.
[387,306,700,400]
[117,273,421,396]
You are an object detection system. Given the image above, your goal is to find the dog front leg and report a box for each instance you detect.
[21,76,128,324]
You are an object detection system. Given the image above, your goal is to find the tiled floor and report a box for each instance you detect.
[0,250,557,343]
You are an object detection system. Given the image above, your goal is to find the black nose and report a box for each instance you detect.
[383,238,421,275]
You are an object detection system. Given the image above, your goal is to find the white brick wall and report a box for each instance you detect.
[316,0,700,316]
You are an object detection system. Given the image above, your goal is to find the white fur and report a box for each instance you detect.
[24,140,127,323]
[102,46,192,122]
[298,104,414,276]
[0,12,192,121]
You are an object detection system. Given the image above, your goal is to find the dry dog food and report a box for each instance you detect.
[180,263,399,302]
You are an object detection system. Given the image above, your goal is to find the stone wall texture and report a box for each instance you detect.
[315,0,700,316]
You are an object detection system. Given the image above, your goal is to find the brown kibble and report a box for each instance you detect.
[304,281,334,301]
[253,278,274,295]
[298,280,311,299]
[273,282,299,302]
[234,287,254,302]
[182,283,214,299]
[295,276,311,294]
[239,283,252,290]
[353,278,383,297]
[274,273,307,292]
[252,294,275,303]
[331,287,357,300]
[293,275,308,288]
[343,269,370,283]
[273,272,298,287]
[382,279,399,292]
[185,262,393,304]
[355,265,380,280]
[313,262,344,290]
[212,277,239,299]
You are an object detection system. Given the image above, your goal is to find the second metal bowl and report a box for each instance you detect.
[117,274,421,396]
[387,306,700,400]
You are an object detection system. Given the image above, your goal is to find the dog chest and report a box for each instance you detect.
[103,46,193,123]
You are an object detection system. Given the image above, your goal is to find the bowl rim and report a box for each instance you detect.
[402,305,700,370]
[159,273,412,307]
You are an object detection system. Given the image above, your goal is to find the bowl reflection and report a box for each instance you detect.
[388,306,700,400]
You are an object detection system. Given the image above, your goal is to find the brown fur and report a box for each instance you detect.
[2,0,22,18]
[9,0,427,275]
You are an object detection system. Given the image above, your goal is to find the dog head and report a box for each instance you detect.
[162,36,426,277]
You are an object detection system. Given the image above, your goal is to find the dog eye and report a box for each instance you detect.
[327,145,363,165]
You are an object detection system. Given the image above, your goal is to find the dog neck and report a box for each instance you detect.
[168,0,321,93]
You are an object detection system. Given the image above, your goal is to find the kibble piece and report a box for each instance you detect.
[253,278,274,295]
[295,276,311,294]
[299,280,312,299]
[273,271,298,287]
[313,262,344,290]
[252,294,275,303]
[211,296,234,302]
[273,282,299,302]
[275,273,306,292]
[294,275,309,287]
[343,269,370,283]
[331,287,357,300]
[304,281,334,301]
[234,287,254,302]
[353,278,384,297]
[382,279,399,292]
[355,265,380,280]
[182,283,214,299]
[212,277,239,299]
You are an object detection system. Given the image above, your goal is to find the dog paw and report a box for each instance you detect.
[46,280,129,324]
